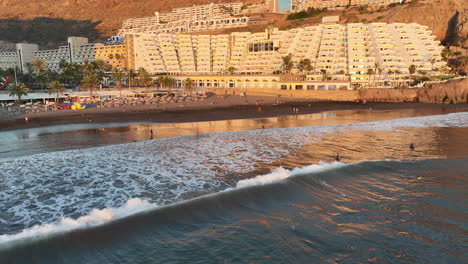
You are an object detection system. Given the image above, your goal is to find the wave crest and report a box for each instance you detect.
[0,198,154,245]
[236,162,344,188]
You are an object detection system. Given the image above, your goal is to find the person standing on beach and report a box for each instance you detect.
[335,153,341,162]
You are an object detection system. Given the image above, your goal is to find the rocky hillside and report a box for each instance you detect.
[0,0,466,48]
[0,0,261,47]
[380,0,467,44]
[215,0,467,45]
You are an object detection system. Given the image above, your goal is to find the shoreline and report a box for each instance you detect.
[1,100,467,132]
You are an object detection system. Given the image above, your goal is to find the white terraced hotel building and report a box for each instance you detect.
[120,2,249,35]
[292,0,405,11]
[126,19,446,86]
[0,42,39,73]
[32,37,97,72]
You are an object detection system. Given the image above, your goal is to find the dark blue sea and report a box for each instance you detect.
[0,110,467,263]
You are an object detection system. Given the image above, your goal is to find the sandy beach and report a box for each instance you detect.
[1,94,467,132]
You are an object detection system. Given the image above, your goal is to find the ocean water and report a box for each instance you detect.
[0,111,467,263]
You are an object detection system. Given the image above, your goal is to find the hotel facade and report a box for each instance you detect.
[0,42,39,73]
[32,37,96,72]
[120,2,250,35]
[125,19,446,87]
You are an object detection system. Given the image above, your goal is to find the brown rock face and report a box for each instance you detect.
[361,88,418,103]
[361,78,468,104]
[416,78,468,103]
[0,0,262,45]
[383,0,468,41]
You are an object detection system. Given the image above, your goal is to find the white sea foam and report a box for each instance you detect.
[236,162,344,189]
[0,112,466,245]
[0,162,344,246]
[0,198,154,245]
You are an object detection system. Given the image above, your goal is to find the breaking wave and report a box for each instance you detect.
[0,112,467,246]
[0,161,350,246]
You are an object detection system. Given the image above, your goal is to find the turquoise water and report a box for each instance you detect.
[279,0,291,11]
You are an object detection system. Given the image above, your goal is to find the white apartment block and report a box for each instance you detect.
[127,20,446,86]
[33,37,97,72]
[292,0,404,11]
[120,2,249,35]
[0,42,39,73]
[157,2,244,22]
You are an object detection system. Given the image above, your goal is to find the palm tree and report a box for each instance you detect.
[377,68,383,87]
[81,72,99,99]
[61,62,79,86]
[31,58,48,73]
[127,69,137,90]
[320,69,329,81]
[93,60,111,88]
[408,65,417,78]
[366,69,374,86]
[138,68,153,90]
[9,82,28,103]
[227,66,236,75]
[429,58,436,72]
[35,72,48,90]
[418,70,428,76]
[183,78,195,92]
[167,77,177,91]
[157,76,167,89]
[47,80,66,103]
[298,59,312,73]
[373,62,381,87]
[394,70,401,86]
[387,69,394,84]
[111,68,125,97]
[24,63,34,82]
[282,54,294,73]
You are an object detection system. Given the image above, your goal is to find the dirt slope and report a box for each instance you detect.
[0,0,260,46]
[0,0,466,47]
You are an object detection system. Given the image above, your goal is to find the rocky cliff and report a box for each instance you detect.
[382,0,467,43]
[0,0,260,46]
[361,78,468,104]
[0,0,466,47]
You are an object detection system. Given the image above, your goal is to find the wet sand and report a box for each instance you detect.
[0,99,467,132]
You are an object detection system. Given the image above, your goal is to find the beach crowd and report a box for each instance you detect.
[0,92,214,118]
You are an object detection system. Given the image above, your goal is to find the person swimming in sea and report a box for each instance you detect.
[335,153,340,162]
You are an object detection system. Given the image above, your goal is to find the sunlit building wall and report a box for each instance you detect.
[120,2,249,35]
[95,44,127,70]
[126,21,446,86]
[33,37,97,72]
[0,42,39,73]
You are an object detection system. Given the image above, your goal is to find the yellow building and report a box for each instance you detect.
[95,43,127,69]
